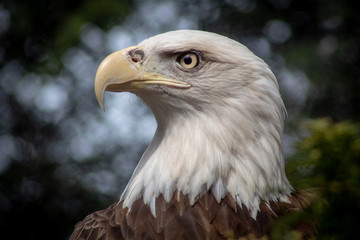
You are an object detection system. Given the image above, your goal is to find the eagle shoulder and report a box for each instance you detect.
[69,190,314,240]
[69,203,123,240]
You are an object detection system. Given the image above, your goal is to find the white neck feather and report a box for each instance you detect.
[120,79,293,217]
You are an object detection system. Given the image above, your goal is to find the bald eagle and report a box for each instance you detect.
[70,30,312,240]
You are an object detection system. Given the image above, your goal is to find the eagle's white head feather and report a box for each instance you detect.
[95,30,293,218]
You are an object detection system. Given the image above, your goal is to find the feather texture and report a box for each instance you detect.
[70,190,314,240]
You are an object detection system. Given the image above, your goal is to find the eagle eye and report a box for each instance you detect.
[177,52,199,69]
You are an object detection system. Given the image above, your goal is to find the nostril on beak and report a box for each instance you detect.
[129,49,145,63]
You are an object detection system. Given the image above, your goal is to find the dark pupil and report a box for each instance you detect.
[184,55,192,65]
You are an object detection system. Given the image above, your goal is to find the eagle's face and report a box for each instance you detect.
[95,30,281,119]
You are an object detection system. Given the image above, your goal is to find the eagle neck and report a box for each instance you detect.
[120,103,292,217]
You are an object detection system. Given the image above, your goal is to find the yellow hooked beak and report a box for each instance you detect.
[94,46,191,111]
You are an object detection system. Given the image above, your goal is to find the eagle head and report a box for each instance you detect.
[94,30,292,217]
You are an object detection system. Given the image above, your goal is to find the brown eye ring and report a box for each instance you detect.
[177,52,199,69]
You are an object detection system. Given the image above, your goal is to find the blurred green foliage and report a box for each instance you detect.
[1,0,133,73]
[286,118,360,239]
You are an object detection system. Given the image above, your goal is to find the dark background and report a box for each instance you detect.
[0,0,359,239]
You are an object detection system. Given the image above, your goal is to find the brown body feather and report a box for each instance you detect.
[69,190,313,240]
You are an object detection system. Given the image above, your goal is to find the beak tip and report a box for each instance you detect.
[100,104,105,112]
[95,89,105,112]
[96,96,106,112]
